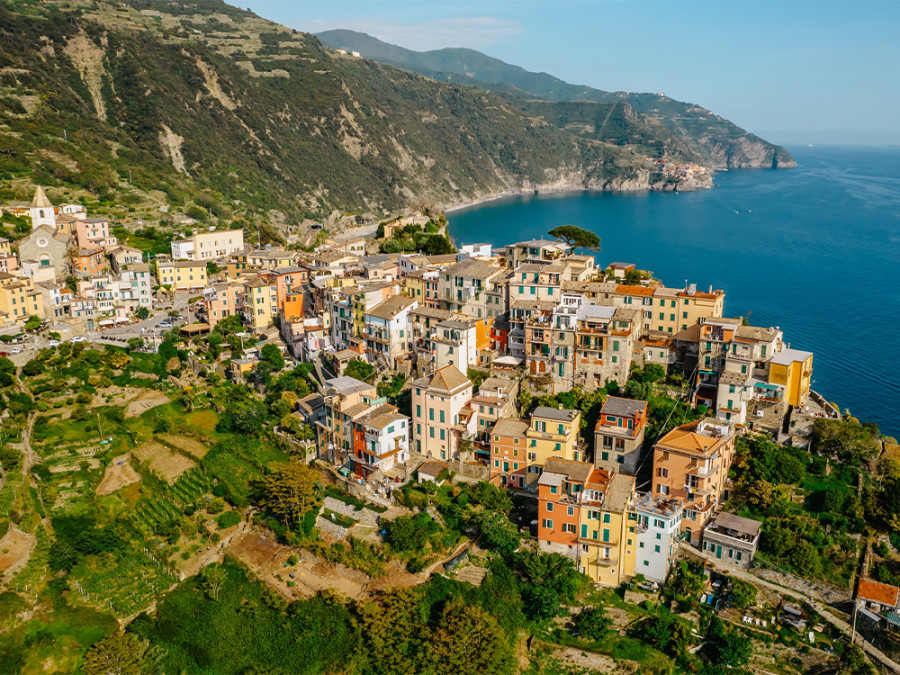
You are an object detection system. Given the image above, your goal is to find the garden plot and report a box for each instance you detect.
[133,441,195,483]
[125,390,170,417]
[157,433,209,459]
[48,457,101,474]
[0,525,36,585]
[96,453,142,496]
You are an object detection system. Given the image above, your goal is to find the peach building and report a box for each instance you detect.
[411,365,473,461]
[651,419,735,546]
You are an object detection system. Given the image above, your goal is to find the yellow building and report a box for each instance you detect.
[0,238,11,256]
[157,261,208,291]
[524,407,582,487]
[577,473,637,587]
[0,272,44,326]
[768,348,813,407]
[615,284,725,335]
[243,276,278,331]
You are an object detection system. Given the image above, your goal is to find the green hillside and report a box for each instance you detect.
[0,0,671,239]
[318,29,796,170]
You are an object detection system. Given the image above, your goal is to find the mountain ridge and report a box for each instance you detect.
[317,29,796,171]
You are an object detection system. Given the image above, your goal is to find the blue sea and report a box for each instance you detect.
[448,146,900,436]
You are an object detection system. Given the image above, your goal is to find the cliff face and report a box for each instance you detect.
[319,30,796,172]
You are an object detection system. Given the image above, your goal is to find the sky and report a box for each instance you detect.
[240,1,900,146]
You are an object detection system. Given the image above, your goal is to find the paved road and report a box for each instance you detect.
[680,543,900,673]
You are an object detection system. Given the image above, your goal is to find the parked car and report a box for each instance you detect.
[9,347,22,354]
[71,336,88,343]
[48,340,61,347]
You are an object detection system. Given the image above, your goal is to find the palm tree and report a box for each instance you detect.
[65,246,79,275]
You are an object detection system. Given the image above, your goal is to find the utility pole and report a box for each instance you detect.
[97,412,104,445]
[851,600,859,645]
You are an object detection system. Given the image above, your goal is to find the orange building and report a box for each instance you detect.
[269,267,306,322]
[73,248,107,276]
[651,419,735,546]
[538,459,603,553]
[490,418,529,489]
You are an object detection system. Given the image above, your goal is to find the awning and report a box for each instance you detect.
[886,611,900,627]
[98,320,114,326]
[754,382,780,390]
[114,317,129,324]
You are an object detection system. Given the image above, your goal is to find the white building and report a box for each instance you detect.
[355,411,410,479]
[364,295,418,368]
[171,228,245,261]
[631,493,683,583]
[428,318,478,372]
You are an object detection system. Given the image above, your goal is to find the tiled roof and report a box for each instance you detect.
[543,458,593,484]
[857,578,900,607]
[532,406,579,422]
[600,396,647,418]
[492,418,528,437]
[615,284,654,296]
[655,421,729,456]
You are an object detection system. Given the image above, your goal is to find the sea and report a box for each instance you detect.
[448,145,900,437]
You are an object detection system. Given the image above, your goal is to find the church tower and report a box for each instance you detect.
[30,186,56,230]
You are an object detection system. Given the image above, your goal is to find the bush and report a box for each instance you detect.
[216,511,241,530]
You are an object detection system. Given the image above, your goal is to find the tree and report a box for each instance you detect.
[642,363,666,382]
[429,601,512,675]
[548,225,600,251]
[260,343,285,371]
[254,462,321,529]
[23,315,41,332]
[569,606,611,642]
[707,617,752,667]
[200,564,227,601]
[133,306,150,320]
[21,358,44,377]
[729,578,758,609]
[628,606,693,656]
[357,589,429,675]
[384,513,438,552]
[82,632,152,675]
[344,358,375,383]
[471,510,519,555]
[470,481,513,514]
[127,337,144,352]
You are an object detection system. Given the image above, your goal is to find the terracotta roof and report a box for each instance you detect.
[857,578,900,607]
[616,284,654,296]
[367,295,417,320]
[655,421,730,456]
[425,364,470,393]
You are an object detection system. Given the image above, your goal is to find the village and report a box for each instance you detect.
[1,187,897,674]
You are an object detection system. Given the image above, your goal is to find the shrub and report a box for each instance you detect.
[216,511,241,530]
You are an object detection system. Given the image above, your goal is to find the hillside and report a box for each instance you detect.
[317,29,796,170]
[0,0,695,240]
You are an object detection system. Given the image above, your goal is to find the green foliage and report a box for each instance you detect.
[259,343,285,371]
[470,510,520,555]
[252,462,321,530]
[130,563,356,674]
[548,224,600,250]
[663,559,706,603]
[215,510,241,530]
[343,358,376,383]
[469,481,513,514]
[466,368,489,390]
[82,632,155,675]
[705,617,752,667]
[627,605,694,657]
[384,512,440,552]
[569,606,611,642]
[23,315,41,332]
[811,418,880,462]
[728,578,758,609]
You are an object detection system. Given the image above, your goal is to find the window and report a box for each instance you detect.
[542,519,553,529]
[439,410,445,423]
[602,529,610,542]
[416,405,421,417]
[603,513,611,523]
[550,486,558,495]
[657,468,668,478]
[654,545,661,553]
[429,408,434,421]
[567,506,574,516]
[429,428,435,438]
[439,429,445,440]
[546,502,554,512]
[658,484,670,495]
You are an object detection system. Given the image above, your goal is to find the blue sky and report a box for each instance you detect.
[242,1,900,145]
